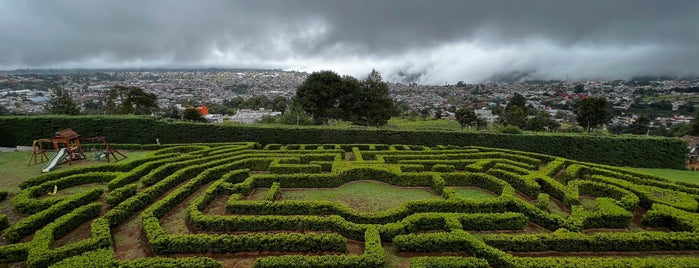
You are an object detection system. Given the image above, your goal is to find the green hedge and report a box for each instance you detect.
[410,257,489,268]
[4,188,103,242]
[513,256,699,267]
[49,248,223,268]
[483,228,699,252]
[0,115,687,168]
[565,198,632,230]
[642,203,699,231]
[393,230,514,267]
[252,226,385,268]
[26,203,110,268]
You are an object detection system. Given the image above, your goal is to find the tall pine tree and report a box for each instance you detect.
[44,85,80,115]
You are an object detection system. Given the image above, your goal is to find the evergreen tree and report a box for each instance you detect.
[44,85,80,115]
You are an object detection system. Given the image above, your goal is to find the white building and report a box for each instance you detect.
[230,108,281,124]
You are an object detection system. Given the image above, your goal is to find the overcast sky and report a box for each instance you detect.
[1,0,698,83]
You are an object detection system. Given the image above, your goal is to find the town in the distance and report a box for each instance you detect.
[1,69,697,137]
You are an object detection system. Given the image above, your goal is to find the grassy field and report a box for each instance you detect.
[0,150,152,193]
[253,181,443,213]
[384,117,464,131]
[626,167,699,185]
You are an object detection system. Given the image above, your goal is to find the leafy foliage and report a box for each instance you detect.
[104,85,158,115]
[44,85,80,115]
[294,70,396,126]
[576,97,612,132]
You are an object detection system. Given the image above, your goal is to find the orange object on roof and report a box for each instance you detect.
[197,106,209,116]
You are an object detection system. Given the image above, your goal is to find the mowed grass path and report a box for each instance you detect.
[251,181,443,213]
[626,167,699,185]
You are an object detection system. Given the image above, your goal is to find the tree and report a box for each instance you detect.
[44,85,80,115]
[502,93,527,128]
[183,107,206,122]
[295,71,348,124]
[627,116,651,135]
[273,96,288,113]
[104,85,159,115]
[575,97,612,132]
[295,69,396,126]
[690,111,699,136]
[525,112,560,132]
[341,70,397,127]
[455,107,481,130]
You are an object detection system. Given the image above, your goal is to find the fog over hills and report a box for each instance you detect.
[1,1,698,84]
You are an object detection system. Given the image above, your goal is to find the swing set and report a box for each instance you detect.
[28,129,126,167]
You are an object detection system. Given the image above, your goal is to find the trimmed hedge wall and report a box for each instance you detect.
[483,228,699,252]
[0,115,687,168]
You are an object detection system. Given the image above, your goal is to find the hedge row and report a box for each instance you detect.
[642,203,699,231]
[4,188,103,242]
[564,163,699,196]
[252,226,385,268]
[266,182,282,201]
[483,228,699,252]
[564,180,640,211]
[0,115,687,168]
[566,198,632,230]
[18,152,179,189]
[135,156,355,254]
[409,257,489,268]
[105,184,138,206]
[104,153,256,225]
[393,230,514,267]
[589,175,698,212]
[13,172,115,214]
[106,153,195,190]
[49,248,223,268]
[513,256,699,268]
[26,203,111,268]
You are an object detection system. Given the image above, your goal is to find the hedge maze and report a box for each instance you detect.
[1,142,699,267]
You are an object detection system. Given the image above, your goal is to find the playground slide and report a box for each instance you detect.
[41,148,68,173]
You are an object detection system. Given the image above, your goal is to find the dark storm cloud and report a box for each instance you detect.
[1,0,698,82]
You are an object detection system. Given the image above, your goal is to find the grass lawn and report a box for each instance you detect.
[451,187,498,200]
[0,150,152,193]
[626,167,699,186]
[385,117,464,131]
[276,181,442,213]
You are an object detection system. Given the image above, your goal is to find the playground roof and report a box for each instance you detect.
[53,129,80,140]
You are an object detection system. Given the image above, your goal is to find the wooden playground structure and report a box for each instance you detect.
[28,129,126,167]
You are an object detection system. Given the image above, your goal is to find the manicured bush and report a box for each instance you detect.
[483,228,699,252]
[0,115,686,168]
[105,184,138,206]
[642,203,699,231]
[4,189,103,243]
[266,182,281,201]
[410,257,489,268]
[432,164,456,172]
[536,193,550,212]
